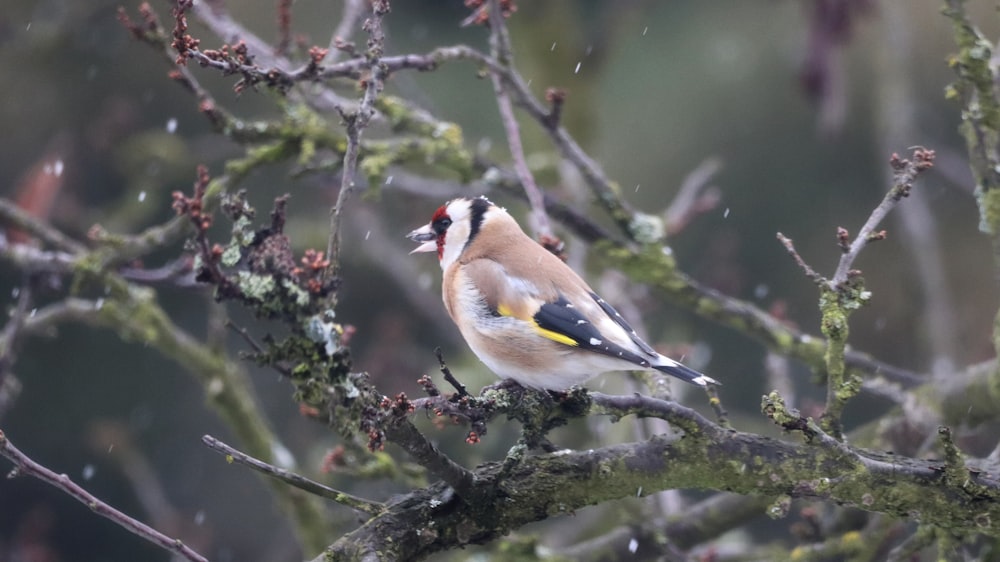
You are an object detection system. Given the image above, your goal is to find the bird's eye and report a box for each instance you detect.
[433,217,452,234]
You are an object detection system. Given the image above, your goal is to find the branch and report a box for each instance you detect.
[0,281,31,420]
[664,157,723,235]
[486,0,552,240]
[0,198,85,253]
[830,148,935,287]
[202,435,385,516]
[776,232,826,285]
[312,392,1000,560]
[326,0,390,278]
[557,493,770,560]
[11,271,332,553]
[383,416,478,501]
[0,429,208,562]
[327,0,367,60]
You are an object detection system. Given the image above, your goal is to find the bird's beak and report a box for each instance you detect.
[407,224,437,254]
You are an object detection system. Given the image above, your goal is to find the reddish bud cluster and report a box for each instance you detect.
[913,147,935,171]
[417,374,440,397]
[308,46,329,66]
[202,41,252,67]
[276,0,293,55]
[890,147,936,201]
[171,165,212,232]
[463,0,517,25]
[391,392,415,416]
[320,445,346,474]
[291,249,331,294]
[332,37,357,56]
[367,429,385,452]
[465,431,480,445]
[340,324,356,346]
[117,3,160,42]
[836,226,850,251]
[300,249,330,272]
[298,404,321,418]
[890,148,936,173]
[889,152,905,171]
[544,87,566,105]
[170,0,199,65]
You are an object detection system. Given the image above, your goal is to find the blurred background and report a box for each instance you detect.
[1,1,998,560]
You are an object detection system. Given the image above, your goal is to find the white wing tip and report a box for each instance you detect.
[691,374,720,387]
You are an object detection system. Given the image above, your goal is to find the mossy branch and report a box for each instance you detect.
[311,393,1000,560]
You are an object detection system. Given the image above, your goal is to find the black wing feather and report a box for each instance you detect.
[534,294,652,368]
[589,292,657,356]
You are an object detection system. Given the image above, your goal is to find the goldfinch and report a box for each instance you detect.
[407,196,719,391]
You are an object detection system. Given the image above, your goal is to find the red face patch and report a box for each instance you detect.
[430,205,449,223]
[430,205,452,260]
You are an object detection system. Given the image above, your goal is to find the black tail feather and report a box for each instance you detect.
[653,361,719,387]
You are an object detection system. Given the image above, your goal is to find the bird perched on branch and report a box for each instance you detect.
[408,196,719,391]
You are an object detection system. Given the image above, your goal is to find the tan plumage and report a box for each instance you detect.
[408,196,719,390]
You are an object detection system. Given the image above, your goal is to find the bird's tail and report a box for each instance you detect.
[652,358,720,387]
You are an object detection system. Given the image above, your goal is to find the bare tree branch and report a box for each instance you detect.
[202,435,385,516]
[0,429,209,562]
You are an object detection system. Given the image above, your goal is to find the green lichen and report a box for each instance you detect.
[281,279,310,308]
[237,271,277,301]
[977,185,1000,235]
[628,212,665,244]
[761,391,801,427]
[231,215,255,245]
[224,140,296,179]
[221,243,242,267]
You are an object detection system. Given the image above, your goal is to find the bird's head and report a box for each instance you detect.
[408,196,498,269]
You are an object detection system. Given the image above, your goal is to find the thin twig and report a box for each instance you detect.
[775,233,825,285]
[664,157,723,234]
[0,281,32,420]
[0,199,85,254]
[486,0,552,239]
[328,0,367,60]
[326,0,390,279]
[224,321,293,377]
[0,429,208,562]
[18,298,100,337]
[434,347,469,397]
[202,435,385,516]
[589,392,719,438]
[830,148,935,288]
[705,385,731,429]
[190,0,354,112]
[118,256,197,287]
[886,526,936,562]
[0,242,77,276]
[0,281,32,394]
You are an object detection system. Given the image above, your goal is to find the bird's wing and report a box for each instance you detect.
[463,259,654,367]
[587,292,658,356]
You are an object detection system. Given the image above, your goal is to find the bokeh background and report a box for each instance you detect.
[2,1,998,560]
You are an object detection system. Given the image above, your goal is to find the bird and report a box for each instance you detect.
[407,196,719,391]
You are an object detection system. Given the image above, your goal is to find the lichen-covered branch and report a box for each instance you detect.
[0,200,331,554]
[943,0,1000,400]
[311,392,1000,560]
